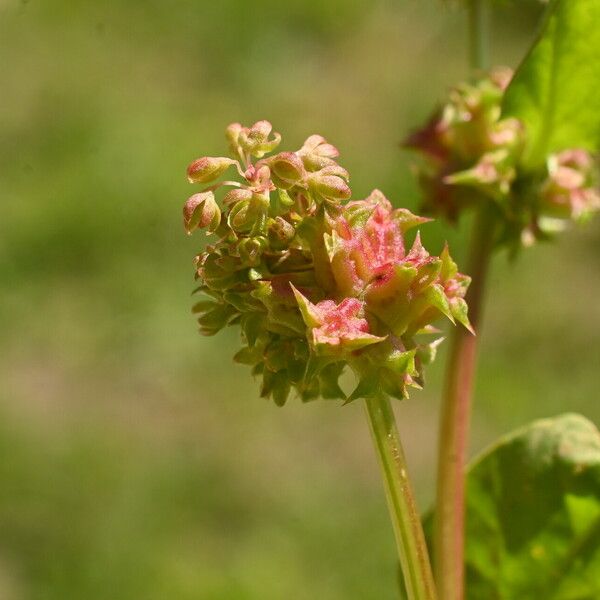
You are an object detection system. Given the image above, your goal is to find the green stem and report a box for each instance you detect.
[468,0,490,72]
[364,395,437,600]
[434,209,495,600]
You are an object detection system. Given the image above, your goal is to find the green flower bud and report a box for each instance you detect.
[267,216,295,249]
[307,171,351,201]
[228,194,269,234]
[236,237,267,266]
[267,152,306,189]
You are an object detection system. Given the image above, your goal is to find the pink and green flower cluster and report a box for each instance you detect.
[184,121,471,405]
[406,68,599,250]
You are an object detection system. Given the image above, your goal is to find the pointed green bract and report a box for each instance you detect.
[503,0,600,166]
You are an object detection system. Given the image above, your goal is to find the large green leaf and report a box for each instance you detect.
[466,413,600,599]
[502,0,600,166]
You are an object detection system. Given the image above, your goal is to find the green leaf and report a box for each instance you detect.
[465,413,600,599]
[400,414,600,599]
[503,0,600,166]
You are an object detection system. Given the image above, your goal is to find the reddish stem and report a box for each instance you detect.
[433,208,495,600]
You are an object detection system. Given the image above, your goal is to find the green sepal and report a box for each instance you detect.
[233,346,261,365]
[241,312,265,347]
[196,303,237,336]
[347,373,380,403]
[385,348,417,377]
[450,297,474,334]
[423,283,454,323]
[392,208,432,233]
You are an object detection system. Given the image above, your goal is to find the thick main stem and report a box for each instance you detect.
[433,210,494,600]
[433,2,491,598]
[364,395,437,600]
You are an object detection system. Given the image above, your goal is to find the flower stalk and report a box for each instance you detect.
[434,2,491,599]
[365,394,437,600]
[433,208,494,600]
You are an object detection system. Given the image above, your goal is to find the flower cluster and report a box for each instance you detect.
[405,68,599,249]
[184,121,471,405]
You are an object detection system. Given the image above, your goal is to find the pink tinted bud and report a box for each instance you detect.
[238,120,281,157]
[555,148,593,171]
[543,149,600,219]
[403,112,449,162]
[187,156,235,184]
[226,122,243,144]
[222,187,253,206]
[489,66,514,92]
[300,134,340,158]
[250,120,272,139]
[183,191,221,234]
[489,118,522,148]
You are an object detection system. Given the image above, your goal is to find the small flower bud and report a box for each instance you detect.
[187,156,236,184]
[236,237,267,266]
[267,216,296,249]
[299,134,340,159]
[444,149,515,197]
[267,152,306,188]
[228,194,269,234]
[542,148,600,220]
[307,172,351,201]
[183,192,221,234]
[238,120,281,158]
[222,187,253,206]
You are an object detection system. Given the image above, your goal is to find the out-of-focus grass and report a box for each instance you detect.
[0,0,598,598]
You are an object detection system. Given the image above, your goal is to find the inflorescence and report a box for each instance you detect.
[183,121,472,405]
[405,67,600,251]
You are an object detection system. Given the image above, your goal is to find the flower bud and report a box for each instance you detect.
[187,156,235,184]
[267,216,296,249]
[236,237,267,266]
[267,152,306,188]
[222,187,253,206]
[444,149,515,197]
[299,134,340,158]
[542,149,600,220]
[183,192,221,234]
[307,172,351,201]
[228,194,269,234]
[238,120,281,158]
[298,134,341,171]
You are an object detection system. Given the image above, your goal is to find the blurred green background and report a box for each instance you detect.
[0,1,598,598]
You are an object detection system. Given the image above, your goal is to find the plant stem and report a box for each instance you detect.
[468,0,489,72]
[433,208,494,600]
[433,3,491,598]
[364,395,437,600]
